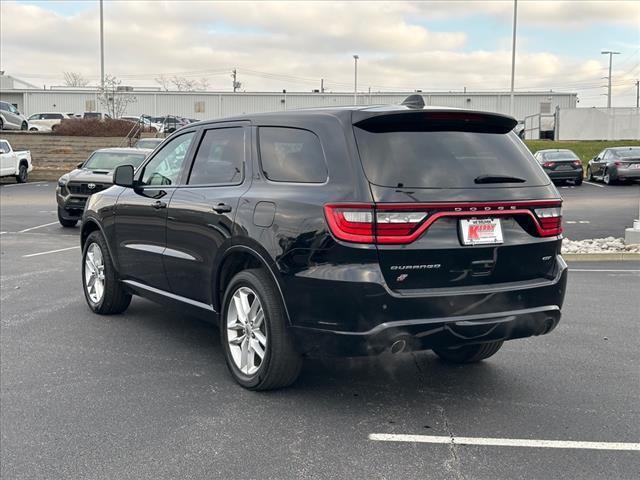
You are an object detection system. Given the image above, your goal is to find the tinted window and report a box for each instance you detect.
[84,152,148,170]
[354,128,548,188]
[140,132,194,186]
[0,103,8,112]
[84,112,101,119]
[44,113,64,120]
[0,141,9,153]
[613,148,640,158]
[259,127,327,183]
[188,128,244,185]
[542,151,578,161]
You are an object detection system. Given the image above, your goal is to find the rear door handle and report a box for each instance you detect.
[152,200,167,209]
[212,203,232,213]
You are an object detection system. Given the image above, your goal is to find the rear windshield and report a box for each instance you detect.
[135,139,162,149]
[354,128,549,189]
[613,148,640,158]
[84,152,147,170]
[542,151,578,161]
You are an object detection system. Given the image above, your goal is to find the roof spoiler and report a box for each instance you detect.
[401,94,425,110]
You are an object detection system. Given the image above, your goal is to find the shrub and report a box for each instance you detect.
[53,118,138,137]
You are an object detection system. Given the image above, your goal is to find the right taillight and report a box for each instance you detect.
[534,206,562,236]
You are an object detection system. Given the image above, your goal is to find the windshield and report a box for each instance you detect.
[613,148,640,158]
[354,128,548,189]
[83,151,147,170]
[135,139,162,149]
[543,151,578,161]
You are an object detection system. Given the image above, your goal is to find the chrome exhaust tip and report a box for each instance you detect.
[389,338,408,354]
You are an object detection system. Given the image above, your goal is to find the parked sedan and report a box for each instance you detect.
[56,148,152,227]
[533,149,583,185]
[586,146,640,185]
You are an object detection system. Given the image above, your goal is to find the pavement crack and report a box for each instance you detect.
[438,404,465,480]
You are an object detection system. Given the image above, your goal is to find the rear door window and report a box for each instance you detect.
[258,127,327,183]
[354,113,548,189]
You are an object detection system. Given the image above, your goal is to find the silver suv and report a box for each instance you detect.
[0,101,28,130]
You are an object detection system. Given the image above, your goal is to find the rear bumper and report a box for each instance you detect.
[292,305,561,356]
[613,167,640,180]
[546,169,582,181]
[286,256,568,356]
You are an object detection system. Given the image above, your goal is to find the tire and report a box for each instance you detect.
[585,166,593,181]
[0,118,4,130]
[574,176,583,186]
[220,269,302,390]
[21,121,28,131]
[29,127,38,132]
[603,171,613,185]
[15,164,28,183]
[433,341,503,364]
[82,231,131,314]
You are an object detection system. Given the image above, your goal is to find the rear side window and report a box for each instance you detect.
[259,127,327,183]
[354,114,548,189]
[188,128,244,185]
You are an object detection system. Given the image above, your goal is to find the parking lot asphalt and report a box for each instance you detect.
[1,181,639,480]
[558,181,639,240]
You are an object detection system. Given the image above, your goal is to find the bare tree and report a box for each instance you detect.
[63,71,89,87]
[97,74,137,118]
[155,74,170,91]
[171,76,198,91]
[197,77,210,91]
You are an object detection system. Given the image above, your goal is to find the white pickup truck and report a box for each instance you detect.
[0,139,33,183]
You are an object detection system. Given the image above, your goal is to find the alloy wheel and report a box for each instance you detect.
[84,243,105,303]
[226,286,267,376]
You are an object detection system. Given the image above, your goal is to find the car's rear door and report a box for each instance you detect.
[164,122,250,304]
[114,131,196,291]
[351,110,562,292]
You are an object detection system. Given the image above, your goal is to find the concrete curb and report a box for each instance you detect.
[563,253,640,261]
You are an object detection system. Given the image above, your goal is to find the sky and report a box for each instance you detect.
[1,0,639,107]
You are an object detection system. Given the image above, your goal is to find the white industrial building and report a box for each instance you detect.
[1,76,577,122]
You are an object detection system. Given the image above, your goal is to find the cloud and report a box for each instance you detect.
[1,0,638,107]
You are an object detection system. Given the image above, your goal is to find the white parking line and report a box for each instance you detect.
[22,246,80,258]
[18,221,58,233]
[368,434,640,451]
[571,269,640,273]
[1,181,48,188]
[583,181,605,188]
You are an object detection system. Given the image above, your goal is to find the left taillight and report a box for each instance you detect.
[324,204,375,243]
[324,204,426,244]
[543,161,556,168]
[534,206,562,236]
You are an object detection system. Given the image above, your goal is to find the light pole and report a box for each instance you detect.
[601,50,620,108]
[353,55,359,105]
[99,0,104,88]
[509,0,518,117]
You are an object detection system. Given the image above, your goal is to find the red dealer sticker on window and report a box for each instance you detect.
[459,218,504,245]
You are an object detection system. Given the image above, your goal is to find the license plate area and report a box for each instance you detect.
[460,218,503,245]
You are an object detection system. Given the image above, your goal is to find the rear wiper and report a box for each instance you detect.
[474,174,526,184]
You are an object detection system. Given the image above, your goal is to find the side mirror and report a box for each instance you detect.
[76,161,84,169]
[113,164,135,188]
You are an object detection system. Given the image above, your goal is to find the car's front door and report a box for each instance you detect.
[114,131,196,291]
[164,124,249,304]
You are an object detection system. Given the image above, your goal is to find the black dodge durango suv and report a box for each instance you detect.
[80,104,567,390]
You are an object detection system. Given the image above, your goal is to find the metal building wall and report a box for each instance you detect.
[1,90,577,122]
